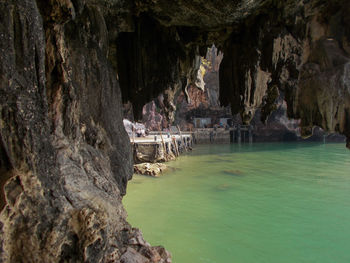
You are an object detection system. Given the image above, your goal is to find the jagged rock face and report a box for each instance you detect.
[219,0,350,146]
[252,95,303,142]
[142,99,168,131]
[139,46,228,131]
[135,0,267,28]
[116,14,183,121]
[252,94,346,142]
[1,0,350,262]
[219,11,300,123]
[0,0,168,262]
[174,47,231,129]
[204,46,224,107]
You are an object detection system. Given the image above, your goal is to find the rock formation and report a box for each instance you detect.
[252,93,346,142]
[1,0,350,262]
[219,1,350,146]
[173,46,230,130]
[141,46,229,131]
[0,0,165,262]
[134,163,167,177]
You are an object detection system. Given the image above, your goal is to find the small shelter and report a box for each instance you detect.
[219,118,233,127]
[193,118,212,128]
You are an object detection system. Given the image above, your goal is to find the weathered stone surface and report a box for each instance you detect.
[120,247,150,263]
[252,94,346,142]
[142,99,170,131]
[134,0,267,28]
[125,229,171,263]
[174,46,229,130]
[0,0,168,262]
[252,96,301,142]
[219,0,350,147]
[139,46,229,131]
[134,163,167,177]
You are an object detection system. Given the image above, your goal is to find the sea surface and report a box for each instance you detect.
[123,142,350,263]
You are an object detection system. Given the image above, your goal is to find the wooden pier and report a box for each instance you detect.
[131,132,193,163]
[194,125,254,144]
[231,125,253,144]
[130,125,253,163]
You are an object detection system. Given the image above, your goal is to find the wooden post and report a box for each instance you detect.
[177,125,187,152]
[169,126,179,157]
[323,133,328,144]
[159,125,167,160]
[173,137,180,157]
[249,125,253,144]
[237,124,241,144]
[189,127,194,146]
[168,126,177,157]
[132,125,135,145]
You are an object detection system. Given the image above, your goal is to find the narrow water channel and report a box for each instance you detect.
[124,143,350,263]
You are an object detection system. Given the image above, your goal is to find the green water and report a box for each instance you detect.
[123,143,350,263]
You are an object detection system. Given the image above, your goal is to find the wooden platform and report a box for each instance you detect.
[193,125,254,143]
[130,134,192,144]
[131,133,193,163]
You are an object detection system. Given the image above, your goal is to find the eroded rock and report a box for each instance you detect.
[134,163,167,177]
[120,247,149,263]
[0,0,168,262]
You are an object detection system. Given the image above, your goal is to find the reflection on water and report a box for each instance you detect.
[124,143,350,263]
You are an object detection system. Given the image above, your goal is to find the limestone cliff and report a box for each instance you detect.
[219,0,350,146]
[252,94,346,142]
[141,46,228,131]
[0,0,168,262]
[1,0,350,262]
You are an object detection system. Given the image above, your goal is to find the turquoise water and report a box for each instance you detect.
[123,143,350,263]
